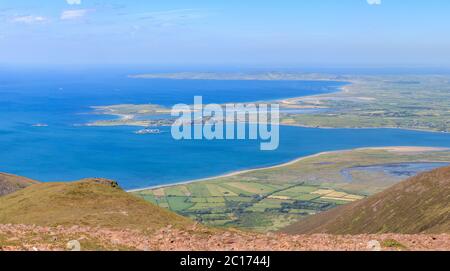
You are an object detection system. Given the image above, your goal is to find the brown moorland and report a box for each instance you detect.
[282,166,450,235]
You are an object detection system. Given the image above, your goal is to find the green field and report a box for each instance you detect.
[133,147,450,232]
[279,75,450,132]
[92,74,450,133]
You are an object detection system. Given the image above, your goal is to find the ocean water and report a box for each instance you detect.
[1,70,450,189]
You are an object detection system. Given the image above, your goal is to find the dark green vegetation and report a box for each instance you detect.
[0,178,193,231]
[282,166,450,234]
[0,173,38,196]
[134,147,450,232]
[135,182,358,232]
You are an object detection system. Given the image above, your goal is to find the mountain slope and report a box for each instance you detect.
[282,166,450,234]
[0,173,39,196]
[0,178,193,231]
[0,175,449,251]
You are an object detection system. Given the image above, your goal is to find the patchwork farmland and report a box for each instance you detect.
[135,180,360,231]
[134,147,450,231]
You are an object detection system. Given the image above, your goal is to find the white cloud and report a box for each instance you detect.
[367,0,382,5]
[66,0,82,5]
[60,9,91,20]
[11,15,48,24]
[137,9,208,27]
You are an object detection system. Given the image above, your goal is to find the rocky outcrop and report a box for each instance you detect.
[0,173,38,196]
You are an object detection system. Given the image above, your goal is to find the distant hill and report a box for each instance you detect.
[0,173,39,196]
[282,166,450,234]
[0,178,193,231]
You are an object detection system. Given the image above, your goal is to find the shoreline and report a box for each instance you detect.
[88,77,449,193]
[126,146,449,192]
[87,78,351,127]
[280,123,450,134]
[86,78,448,134]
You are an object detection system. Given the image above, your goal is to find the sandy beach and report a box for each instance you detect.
[126,146,448,192]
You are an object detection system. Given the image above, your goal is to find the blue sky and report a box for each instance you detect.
[1,0,450,68]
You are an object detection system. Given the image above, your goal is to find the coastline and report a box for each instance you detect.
[86,78,351,127]
[126,146,449,192]
[280,123,450,134]
[89,76,449,193]
[87,78,447,134]
[126,150,338,192]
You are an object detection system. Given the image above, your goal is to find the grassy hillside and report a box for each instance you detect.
[282,166,450,234]
[0,173,39,196]
[134,147,450,231]
[0,178,193,231]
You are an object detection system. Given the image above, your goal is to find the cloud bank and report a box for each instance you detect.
[60,9,90,20]
[66,0,82,5]
[12,15,48,24]
[367,0,382,5]
[136,9,209,27]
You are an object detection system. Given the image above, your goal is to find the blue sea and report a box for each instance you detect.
[1,70,450,189]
